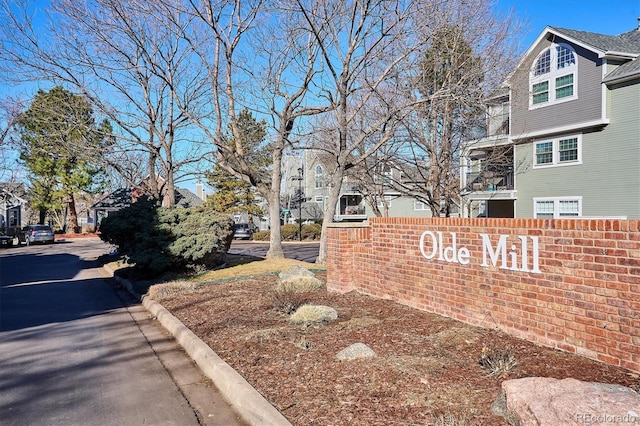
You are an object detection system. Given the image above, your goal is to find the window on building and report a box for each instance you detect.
[555,74,574,99]
[534,197,581,218]
[314,165,323,189]
[533,135,581,168]
[383,165,392,184]
[558,137,578,162]
[376,195,393,208]
[535,141,553,165]
[532,81,549,105]
[533,49,551,76]
[530,43,576,108]
[414,200,429,211]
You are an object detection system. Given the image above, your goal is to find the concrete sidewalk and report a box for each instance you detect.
[104,264,291,426]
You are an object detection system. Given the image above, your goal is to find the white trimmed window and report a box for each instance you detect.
[376,195,393,208]
[530,43,577,108]
[314,165,324,189]
[533,134,581,168]
[414,200,429,211]
[534,197,581,218]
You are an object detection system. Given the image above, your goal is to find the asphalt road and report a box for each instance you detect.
[0,238,243,426]
[229,240,320,263]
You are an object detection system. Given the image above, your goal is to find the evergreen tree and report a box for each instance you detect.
[412,25,484,217]
[205,109,269,218]
[18,86,112,230]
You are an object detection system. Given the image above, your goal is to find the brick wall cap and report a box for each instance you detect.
[326,222,370,229]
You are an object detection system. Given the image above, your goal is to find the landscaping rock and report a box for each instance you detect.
[336,343,376,361]
[492,377,640,426]
[278,265,315,281]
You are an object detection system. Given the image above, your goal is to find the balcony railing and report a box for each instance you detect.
[465,170,514,192]
[340,205,366,216]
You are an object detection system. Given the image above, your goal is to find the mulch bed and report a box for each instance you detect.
[159,272,639,425]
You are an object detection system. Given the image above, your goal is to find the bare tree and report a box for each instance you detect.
[0,96,26,182]
[382,1,523,218]
[0,0,212,205]
[292,0,442,264]
[163,0,329,258]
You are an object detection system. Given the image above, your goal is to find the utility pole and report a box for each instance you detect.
[297,167,304,241]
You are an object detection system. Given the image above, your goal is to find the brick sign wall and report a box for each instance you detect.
[326,218,640,373]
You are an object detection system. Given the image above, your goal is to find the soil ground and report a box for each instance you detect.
[148,255,639,426]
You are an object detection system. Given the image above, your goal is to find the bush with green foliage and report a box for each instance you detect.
[159,206,234,267]
[98,196,234,277]
[98,196,172,276]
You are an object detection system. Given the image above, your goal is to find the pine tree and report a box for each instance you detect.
[18,86,112,230]
[205,109,268,218]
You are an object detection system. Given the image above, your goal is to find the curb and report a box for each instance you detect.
[103,264,292,426]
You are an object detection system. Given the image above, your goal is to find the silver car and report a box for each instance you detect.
[234,223,256,240]
[18,225,55,245]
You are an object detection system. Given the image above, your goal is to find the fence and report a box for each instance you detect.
[325,217,640,373]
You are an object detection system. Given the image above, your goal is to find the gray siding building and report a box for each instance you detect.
[462,22,640,219]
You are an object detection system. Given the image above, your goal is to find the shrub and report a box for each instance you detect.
[99,197,234,277]
[252,230,270,241]
[275,276,324,293]
[98,196,172,276]
[479,345,517,377]
[301,223,322,240]
[281,224,299,240]
[270,286,310,315]
[289,304,338,324]
[159,206,234,267]
[249,224,321,241]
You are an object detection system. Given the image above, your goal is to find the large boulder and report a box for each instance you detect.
[492,377,640,425]
[278,264,316,280]
[336,343,376,361]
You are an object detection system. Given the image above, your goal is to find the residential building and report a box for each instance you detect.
[282,151,437,223]
[91,183,203,226]
[0,183,28,234]
[461,22,640,219]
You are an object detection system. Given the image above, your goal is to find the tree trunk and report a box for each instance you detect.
[68,193,79,232]
[165,167,176,207]
[317,168,344,265]
[265,149,285,259]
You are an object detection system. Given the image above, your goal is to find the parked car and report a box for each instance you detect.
[18,225,55,245]
[0,230,14,248]
[234,223,256,240]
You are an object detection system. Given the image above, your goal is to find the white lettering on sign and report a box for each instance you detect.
[419,231,541,274]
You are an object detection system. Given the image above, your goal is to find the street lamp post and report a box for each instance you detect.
[297,167,303,241]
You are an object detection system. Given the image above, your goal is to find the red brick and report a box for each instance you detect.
[326,218,640,373]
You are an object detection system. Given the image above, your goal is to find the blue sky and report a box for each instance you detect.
[495,0,640,51]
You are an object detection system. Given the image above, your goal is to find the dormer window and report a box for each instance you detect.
[530,43,577,108]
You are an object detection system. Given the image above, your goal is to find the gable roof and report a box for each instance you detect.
[0,183,28,205]
[175,188,203,208]
[92,187,203,211]
[91,187,132,211]
[548,27,640,56]
[515,25,640,86]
